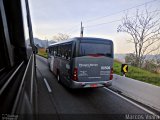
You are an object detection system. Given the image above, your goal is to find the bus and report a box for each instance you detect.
[47,37,114,88]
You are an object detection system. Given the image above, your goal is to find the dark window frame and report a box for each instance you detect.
[0,11,10,74]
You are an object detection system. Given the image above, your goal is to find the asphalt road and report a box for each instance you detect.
[36,55,151,120]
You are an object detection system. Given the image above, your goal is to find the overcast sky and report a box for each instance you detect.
[28,0,160,53]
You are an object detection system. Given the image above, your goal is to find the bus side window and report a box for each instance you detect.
[61,45,65,58]
[65,48,68,60]
[58,45,63,57]
[60,45,63,57]
[68,49,71,60]
[63,45,67,60]
[54,46,57,56]
[57,46,60,57]
[66,44,72,60]
[51,47,54,55]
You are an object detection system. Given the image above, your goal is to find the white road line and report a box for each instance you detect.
[104,87,157,115]
[43,78,52,93]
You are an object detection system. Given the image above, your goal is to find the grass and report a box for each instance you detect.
[113,60,160,86]
[37,48,48,58]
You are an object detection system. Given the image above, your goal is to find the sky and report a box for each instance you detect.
[27,0,160,54]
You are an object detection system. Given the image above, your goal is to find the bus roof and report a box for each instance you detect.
[48,37,113,48]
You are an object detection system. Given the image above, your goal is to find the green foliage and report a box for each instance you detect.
[113,60,160,86]
[37,49,48,58]
[125,53,137,66]
[113,60,122,75]
[144,59,160,73]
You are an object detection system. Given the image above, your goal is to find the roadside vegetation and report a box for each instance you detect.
[117,8,160,68]
[37,48,48,58]
[116,7,160,87]
[114,60,160,86]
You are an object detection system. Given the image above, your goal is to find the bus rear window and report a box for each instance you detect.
[79,42,112,57]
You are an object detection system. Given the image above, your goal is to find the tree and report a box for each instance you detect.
[53,33,70,42]
[125,53,137,66]
[117,8,160,67]
[144,59,160,73]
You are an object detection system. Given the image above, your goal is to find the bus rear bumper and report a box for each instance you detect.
[70,80,112,89]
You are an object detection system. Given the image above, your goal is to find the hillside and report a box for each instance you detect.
[113,60,160,86]
[25,38,56,48]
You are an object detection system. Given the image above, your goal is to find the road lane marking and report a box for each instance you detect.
[104,87,157,115]
[43,78,52,93]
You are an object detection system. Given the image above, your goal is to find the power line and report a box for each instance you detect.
[85,9,160,28]
[63,23,79,33]
[63,0,160,34]
[85,19,122,28]
[66,27,79,35]
[85,0,159,23]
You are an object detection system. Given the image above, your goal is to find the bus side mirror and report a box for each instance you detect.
[46,49,48,53]
[33,46,38,54]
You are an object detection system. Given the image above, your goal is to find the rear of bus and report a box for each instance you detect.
[70,37,113,88]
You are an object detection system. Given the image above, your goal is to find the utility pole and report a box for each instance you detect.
[80,21,84,37]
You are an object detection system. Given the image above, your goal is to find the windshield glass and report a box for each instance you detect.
[79,42,112,57]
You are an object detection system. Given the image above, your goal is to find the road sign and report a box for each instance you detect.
[121,64,128,73]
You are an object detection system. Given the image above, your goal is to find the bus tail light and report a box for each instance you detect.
[72,68,78,81]
[110,68,113,80]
